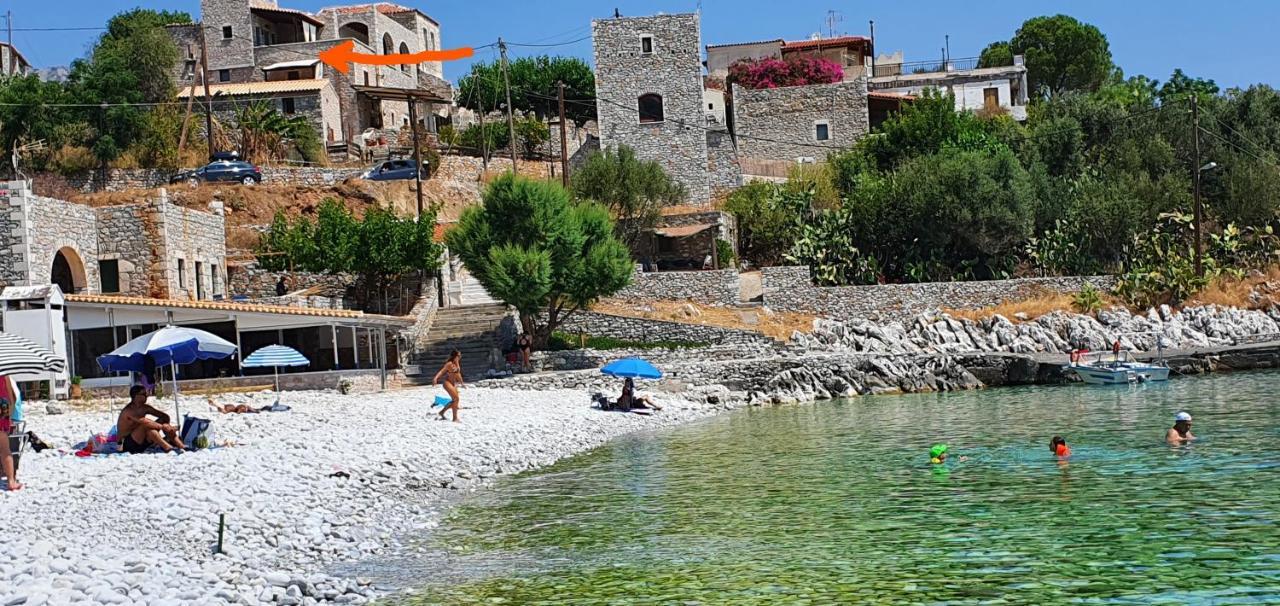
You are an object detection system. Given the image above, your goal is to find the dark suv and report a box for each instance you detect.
[361,159,428,181]
[170,160,262,186]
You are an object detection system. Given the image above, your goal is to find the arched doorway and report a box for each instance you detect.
[51,247,87,294]
[338,22,369,45]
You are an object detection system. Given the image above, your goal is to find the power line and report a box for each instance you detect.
[9,26,106,32]
[505,35,591,48]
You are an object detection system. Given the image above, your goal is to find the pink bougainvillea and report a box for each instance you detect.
[727,55,845,89]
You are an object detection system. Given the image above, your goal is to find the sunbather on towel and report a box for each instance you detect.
[117,385,185,454]
[215,403,259,414]
[618,378,663,411]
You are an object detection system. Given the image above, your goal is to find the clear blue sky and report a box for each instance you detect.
[9,0,1279,89]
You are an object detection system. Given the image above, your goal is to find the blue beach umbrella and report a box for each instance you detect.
[98,325,238,421]
[601,358,663,380]
[242,345,309,404]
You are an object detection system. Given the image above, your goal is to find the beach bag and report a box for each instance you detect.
[181,415,213,450]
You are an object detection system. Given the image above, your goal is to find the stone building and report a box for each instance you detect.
[168,0,452,155]
[706,35,872,81]
[0,181,228,300]
[592,13,719,204]
[731,78,870,162]
[0,42,32,77]
[870,55,1029,120]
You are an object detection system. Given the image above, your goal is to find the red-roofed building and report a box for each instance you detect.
[166,0,452,159]
[705,35,873,82]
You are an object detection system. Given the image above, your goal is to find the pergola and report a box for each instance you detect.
[63,295,411,390]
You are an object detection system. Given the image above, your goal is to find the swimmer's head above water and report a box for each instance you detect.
[929,443,948,464]
[1050,435,1070,457]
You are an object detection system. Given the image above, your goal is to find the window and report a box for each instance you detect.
[424,29,435,51]
[814,121,830,141]
[218,69,230,82]
[282,98,296,114]
[983,87,999,109]
[708,103,714,110]
[640,35,653,54]
[222,26,233,40]
[638,93,664,123]
[177,259,186,287]
[196,261,205,299]
[99,260,120,294]
[657,236,675,253]
[363,71,370,86]
[286,70,300,81]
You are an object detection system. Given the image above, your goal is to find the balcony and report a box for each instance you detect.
[872,56,980,78]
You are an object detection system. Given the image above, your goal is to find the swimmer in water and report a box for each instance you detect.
[1166,412,1195,445]
[929,443,968,464]
[1050,435,1071,458]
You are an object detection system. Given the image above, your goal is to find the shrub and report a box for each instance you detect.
[1072,283,1103,314]
[715,238,736,270]
[545,332,707,351]
[727,55,844,90]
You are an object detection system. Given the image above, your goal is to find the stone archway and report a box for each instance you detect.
[51,246,88,294]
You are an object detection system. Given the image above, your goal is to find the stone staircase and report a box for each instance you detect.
[409,303,510,382]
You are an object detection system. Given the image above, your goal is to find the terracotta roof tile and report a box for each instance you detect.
[320,3,413,15]
[782,35,870,51]
[65,294,411,324]
[177,78,328,99]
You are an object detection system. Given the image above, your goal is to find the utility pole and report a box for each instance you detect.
[558,80,569,187]
[199,27,215,160]
[6,11,12,77]
[945,35,951,67]
[869,20,875,75]
[498,38,518,173]
[408,94,424,217]
[1192,93,1204,278]
[177,47,201,154]
[476,88,488,170]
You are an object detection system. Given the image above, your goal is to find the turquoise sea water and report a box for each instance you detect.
[397,372,1280,605]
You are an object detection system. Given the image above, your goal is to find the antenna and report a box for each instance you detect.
[824,10,844,38]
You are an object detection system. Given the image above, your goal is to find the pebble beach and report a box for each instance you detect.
[1,385,736,605]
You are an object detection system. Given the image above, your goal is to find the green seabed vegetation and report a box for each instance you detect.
[397,372,1280,605]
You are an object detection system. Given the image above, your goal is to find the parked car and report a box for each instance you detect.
[170,160,262,186]
[361,159,428,181]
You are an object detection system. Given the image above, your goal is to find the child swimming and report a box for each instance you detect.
[1050,436,1071,458]
[930,443,949,464]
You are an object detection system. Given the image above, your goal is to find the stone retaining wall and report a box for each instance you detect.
[34,167,364,194]
[616,266,740,305]
[560,310,779,347]
[761,266,1116,320]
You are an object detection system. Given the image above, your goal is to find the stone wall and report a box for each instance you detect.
[593,14,710,203]
[761,265,1117,320]
[21,195,101,293]
[560,310,779,347]
[706,129,741,198]
[158,196,229,300]
[94,205,151,296]
[615,266,740,306]
[33,167,365,194]
[732,78,870,161]
[202,0,256,72]
[0,181,31,286]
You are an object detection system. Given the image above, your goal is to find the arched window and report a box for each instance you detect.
[430,32,436,51]
[399,42,411,74]
[338,22,369,45]
[423,29,434,50]
[382,33,393,55]
[638,93,664,123]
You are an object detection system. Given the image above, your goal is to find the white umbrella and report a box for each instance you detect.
[98,325,238,421]
[241,345,309,404]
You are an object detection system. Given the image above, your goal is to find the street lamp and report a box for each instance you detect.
[1193,161,1221,278]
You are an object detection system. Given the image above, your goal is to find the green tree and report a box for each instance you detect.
[457,55,596,125]
[514,115,550,159]
[446,174,632,346]
[460,121,509,160]
[977,41,1013,68]
[570,145,687,249]
[723,181,808,269]
[314,199,358,273]
[1009,15,1113,95]
[1158,69,1219,104]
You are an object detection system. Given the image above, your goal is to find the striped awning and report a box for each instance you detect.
[0,331,65,376]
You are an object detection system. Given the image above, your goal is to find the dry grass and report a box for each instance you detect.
[945,291,1090,323]
[1187,266,1280,309]
[591,299,817,342]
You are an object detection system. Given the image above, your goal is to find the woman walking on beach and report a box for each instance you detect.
[434,350,464,422]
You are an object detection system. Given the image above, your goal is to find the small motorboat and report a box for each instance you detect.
[1064,351,1170,385]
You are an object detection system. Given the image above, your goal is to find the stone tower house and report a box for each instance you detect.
[201,0,257,81]
[593,13,710,202]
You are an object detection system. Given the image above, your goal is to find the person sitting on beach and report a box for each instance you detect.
[117,385,185,454]
[1166,412,1195,445]
[617,378,662,411]
[1050,436,1071,458]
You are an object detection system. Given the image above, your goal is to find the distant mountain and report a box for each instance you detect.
[39,66,69,82]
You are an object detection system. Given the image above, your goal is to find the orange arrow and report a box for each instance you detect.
[319,40,474,75]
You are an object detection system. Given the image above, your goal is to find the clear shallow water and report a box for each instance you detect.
[398,373,1280,605]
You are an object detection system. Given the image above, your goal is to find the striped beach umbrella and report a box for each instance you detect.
[0,331,65,376]
[242,345,309,403]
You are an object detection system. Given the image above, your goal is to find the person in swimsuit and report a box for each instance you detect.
[1166,412,1195,445]
[616,378,662,411]
[117,385,185,454]
[433,350,464,422]
[0,392,21,491]
[1050,436,1071,458]
[516,333,533,372]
